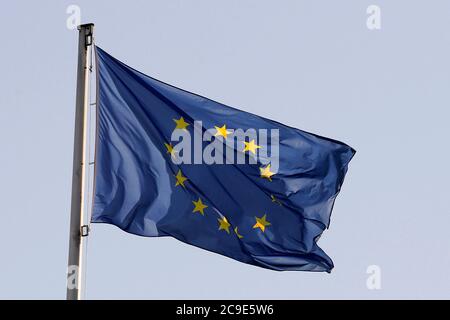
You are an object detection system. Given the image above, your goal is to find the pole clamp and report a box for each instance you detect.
[84,25,94,47]
[86,31,93,47]
[81,225,90,237]
[77,23,94,47]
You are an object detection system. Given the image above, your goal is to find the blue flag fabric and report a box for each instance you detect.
[92,47,355,272]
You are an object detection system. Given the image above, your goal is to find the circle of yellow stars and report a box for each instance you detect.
[166,118,281,240]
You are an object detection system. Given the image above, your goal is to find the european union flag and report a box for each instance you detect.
[92,47,355,272]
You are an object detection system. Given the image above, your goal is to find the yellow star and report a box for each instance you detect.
[174,169,188,188]
[234,227,244,239]
[173,117,190,130]
[164,142,177,158]
[192,198,208,215]
[243,139,261,155]
[218,216,231,234]
[271,194,282,206]
[214,124,232,139]
[253,214,271,232]
[260,164,275,181]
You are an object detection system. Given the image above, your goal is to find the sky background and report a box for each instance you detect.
[1,0,449,299]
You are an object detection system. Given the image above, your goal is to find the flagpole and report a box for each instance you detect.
[67,23,94,300]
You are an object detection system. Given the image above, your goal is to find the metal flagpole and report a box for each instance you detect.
[67,23,94,300]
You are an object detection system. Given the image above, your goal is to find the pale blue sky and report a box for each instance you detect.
[1,1,450,299]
